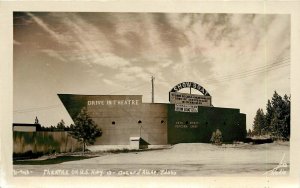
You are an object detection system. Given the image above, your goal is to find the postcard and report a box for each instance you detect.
[1,1,300,188]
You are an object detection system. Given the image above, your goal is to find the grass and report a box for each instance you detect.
[13,155,95,165]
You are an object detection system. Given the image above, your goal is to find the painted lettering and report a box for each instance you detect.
[87,100,140,106]
[177,84,182,90]
[173,86,178,91]
[170,82,210,97]
[186,82,191,88]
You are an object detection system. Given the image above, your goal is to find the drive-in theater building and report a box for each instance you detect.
[58,82,246,146]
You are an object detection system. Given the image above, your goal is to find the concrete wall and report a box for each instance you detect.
[167,105,246,144]
[13,131,82,155]
[90,103,168,145]
[58,94,168,145]
[58,94,246,145]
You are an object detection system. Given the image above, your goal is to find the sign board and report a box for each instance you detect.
[170,92,212,107]
[170,82,210,96]
[175,104,198,113]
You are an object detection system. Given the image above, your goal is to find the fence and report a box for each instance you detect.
[13,131,82,157]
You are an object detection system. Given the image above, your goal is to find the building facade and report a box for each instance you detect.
[58,82,246,145]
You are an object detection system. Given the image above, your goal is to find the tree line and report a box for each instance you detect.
[249,91,290,140]
[39,119,71,131]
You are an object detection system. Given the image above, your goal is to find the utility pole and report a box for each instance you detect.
[151,76,155,103]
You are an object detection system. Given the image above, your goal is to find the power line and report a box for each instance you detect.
[202,57,289,83]
[203,60,290,85]
[206,63,290,85]
[212,62,288,81]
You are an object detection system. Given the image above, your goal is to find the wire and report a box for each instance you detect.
[202,57,289,82]
[202,59,290,85]
[206,63,290,85]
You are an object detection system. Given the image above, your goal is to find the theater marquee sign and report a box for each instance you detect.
[175,104,199,113]
[170,92,211,106]
[169,82,212,112]
[170,82,211,96]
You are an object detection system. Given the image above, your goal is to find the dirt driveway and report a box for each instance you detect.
[13,142,289,176]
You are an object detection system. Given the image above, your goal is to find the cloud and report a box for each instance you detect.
[27,12,68,45]
[102,79,121,88]
[40,49,67,62]
[28,13,133,70]
[94,53,131,69]
[58,13,116,67]
[160,59,172,68]
[115,66,150,82]
[84,69,103,78]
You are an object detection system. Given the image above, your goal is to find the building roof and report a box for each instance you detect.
[13,123,40,127]
[13,123,42,131]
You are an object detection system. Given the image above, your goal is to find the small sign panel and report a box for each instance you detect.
[170,92,211,106]
[175,104,198,113]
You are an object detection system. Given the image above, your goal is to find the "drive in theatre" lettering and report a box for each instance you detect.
[87,100,140,106]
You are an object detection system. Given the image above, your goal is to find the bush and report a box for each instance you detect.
[210,129,223,145]
[69,107,102,154]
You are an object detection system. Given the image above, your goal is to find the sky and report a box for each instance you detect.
[13,12,290,129]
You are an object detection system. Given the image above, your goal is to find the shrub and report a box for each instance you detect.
[210,129,223,145]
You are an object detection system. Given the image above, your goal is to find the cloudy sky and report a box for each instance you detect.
[13,12,290,129]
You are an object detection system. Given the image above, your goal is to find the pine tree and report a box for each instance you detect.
[265,99,273,135]
[69,107,102,153]
[253,91,290,140]
[281,94,290,139]
[269,91,290,140]
[50,125,55,132]
[247,129,252,137]
[252,108,265,136]
[34,116,39,124]
[57,119,66,130]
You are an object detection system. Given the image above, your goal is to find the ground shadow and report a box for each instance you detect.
[13,156,95,165]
